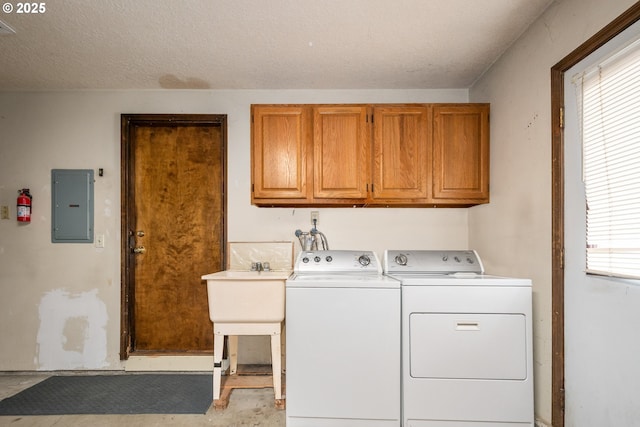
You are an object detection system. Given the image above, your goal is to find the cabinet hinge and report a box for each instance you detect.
[251,183,254,193]
[559,106,564,129]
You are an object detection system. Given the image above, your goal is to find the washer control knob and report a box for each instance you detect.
[442,255,449,262]
[454,256,461,263]
[358,254,371,266]
[314,256,321,262]
[395,254,408,266]
[325,256,333,262]
[302,257,309,263]
[466,257,475,264]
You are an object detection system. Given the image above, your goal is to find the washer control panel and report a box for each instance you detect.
[384,250,484,274]
[294,250,382,274]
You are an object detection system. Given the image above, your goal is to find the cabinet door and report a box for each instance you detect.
[252,105,311,201]
[432,104,489,203]
[313,106,369,200]
[372,106,430,201]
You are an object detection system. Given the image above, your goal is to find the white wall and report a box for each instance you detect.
[0,89,470,372]
[468,0,638,425]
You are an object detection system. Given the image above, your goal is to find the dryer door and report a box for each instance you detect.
[409,312,527,380]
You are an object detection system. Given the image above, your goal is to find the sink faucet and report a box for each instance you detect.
[250,261,272,272]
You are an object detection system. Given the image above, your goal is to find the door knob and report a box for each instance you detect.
[133,246,146,254]
[136,231,145,237]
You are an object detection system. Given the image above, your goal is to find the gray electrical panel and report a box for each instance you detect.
[51,169,94,243]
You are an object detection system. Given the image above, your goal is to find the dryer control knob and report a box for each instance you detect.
[314,256,321,262]
[358,255,371,266]
[302,257,310,263]
[325,256,333,262]
[395,254,408,266]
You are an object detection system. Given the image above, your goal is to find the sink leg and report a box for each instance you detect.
[213,333,224,400]
[229,335,239,375]
[270,333,282,400]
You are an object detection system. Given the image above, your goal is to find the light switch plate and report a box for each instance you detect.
[0,206,9,219]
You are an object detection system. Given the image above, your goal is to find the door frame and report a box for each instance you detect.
[550,3,640,425]
[120,114,227,359]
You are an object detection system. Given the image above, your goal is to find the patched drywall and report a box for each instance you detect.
[36,289,108,370]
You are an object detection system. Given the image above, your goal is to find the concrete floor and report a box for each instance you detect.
[0,373,285,426]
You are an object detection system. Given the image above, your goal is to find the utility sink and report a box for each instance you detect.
[201,270,291,323]
[201,269,291,405]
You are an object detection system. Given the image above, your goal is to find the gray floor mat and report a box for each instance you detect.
[0,374,213,415]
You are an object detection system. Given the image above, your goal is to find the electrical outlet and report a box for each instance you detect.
[311,211,319,226]
[95,234,105,248]
[0,206,9,220]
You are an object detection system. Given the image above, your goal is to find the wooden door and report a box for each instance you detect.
[372,105,430,201]
[313,105,369,200]
[432,104,489,203]
[251,105,311,203]
[121,114,226,357]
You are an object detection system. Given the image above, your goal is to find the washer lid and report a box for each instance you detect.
[384,250,484,274]
[287,273,400,288]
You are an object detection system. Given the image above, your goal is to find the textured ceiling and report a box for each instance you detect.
[0,0,553,90]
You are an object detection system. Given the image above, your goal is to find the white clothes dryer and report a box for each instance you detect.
[384,250,534,427]
[286,250,401,427]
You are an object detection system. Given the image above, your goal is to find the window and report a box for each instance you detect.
[575,38,640,279]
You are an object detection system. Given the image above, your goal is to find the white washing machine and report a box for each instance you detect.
[286,250,401,427]
[384,250,533,427]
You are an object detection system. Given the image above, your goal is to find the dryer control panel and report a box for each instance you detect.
[384,250,484,274]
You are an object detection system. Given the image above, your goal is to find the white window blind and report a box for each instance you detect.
[578,38,640,279]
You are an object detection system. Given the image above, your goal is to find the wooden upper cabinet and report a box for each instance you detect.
[251,103,490,207]
[432,104,489,204]
[313,106,369,200]
[372,106,430,202]
[251,105,311,202]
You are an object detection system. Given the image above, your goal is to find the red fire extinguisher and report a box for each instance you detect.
[17,189,32,223]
